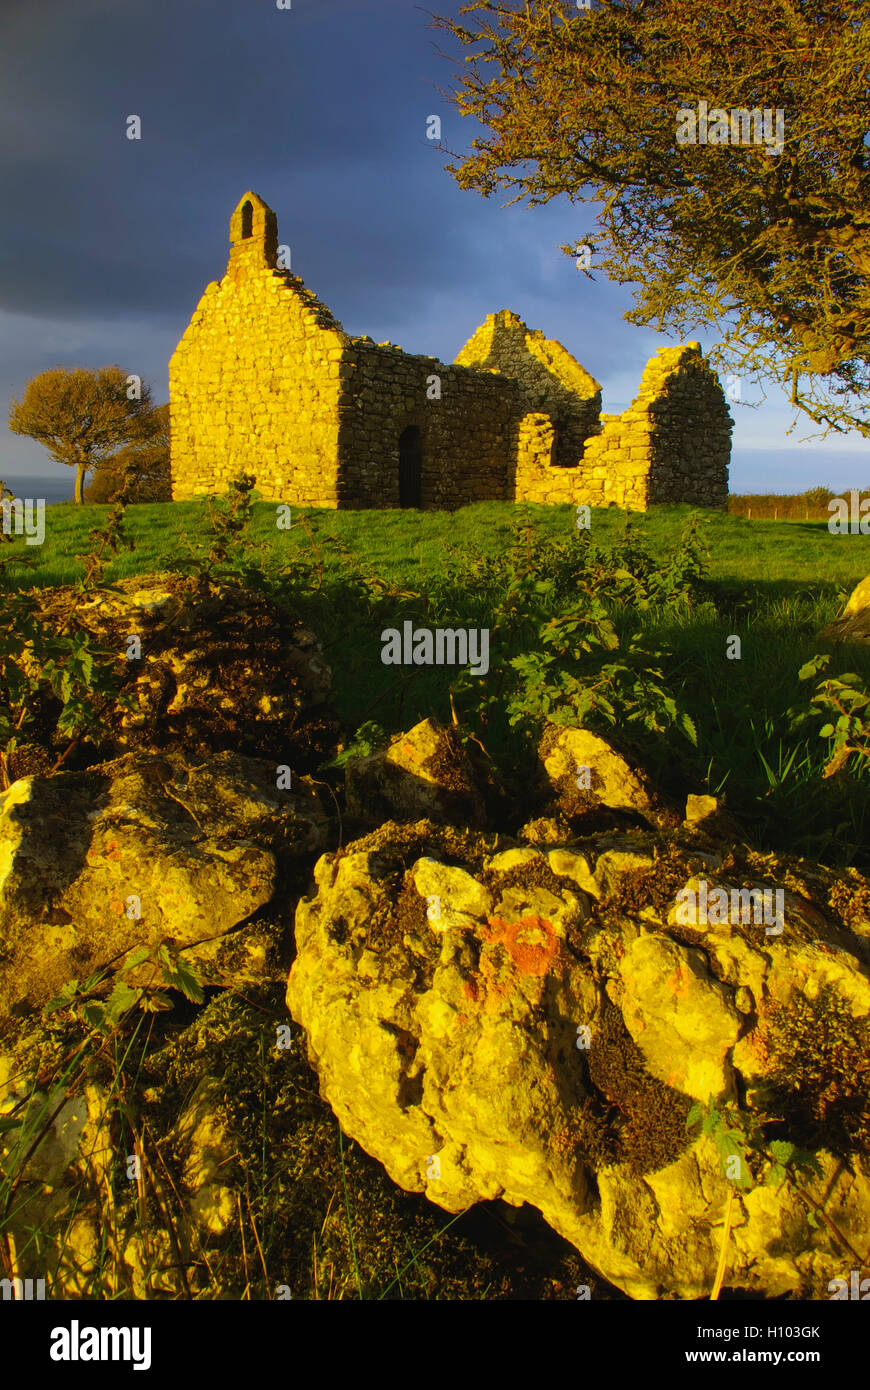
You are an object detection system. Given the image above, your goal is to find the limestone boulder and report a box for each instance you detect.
[537,723,678,829]
[819,573,870,643]
[12,572,338,779]
[345,717,487,829]
[288,820,870,1299]
[0,748,328,1016]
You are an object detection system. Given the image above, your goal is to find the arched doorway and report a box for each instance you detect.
[398,426,422,508]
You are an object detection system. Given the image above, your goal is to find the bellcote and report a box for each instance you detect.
[229,191,278,270]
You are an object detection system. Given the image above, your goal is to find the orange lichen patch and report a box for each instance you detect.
[485,914,558,977]
[667,963,690,998]
[87,834,122,864]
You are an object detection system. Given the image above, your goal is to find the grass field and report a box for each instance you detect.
[5,497,870,591]
[4,498,870,870]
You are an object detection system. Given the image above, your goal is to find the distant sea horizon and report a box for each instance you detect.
[2,475,77,506]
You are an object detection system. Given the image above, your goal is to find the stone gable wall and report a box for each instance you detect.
[170,260,348,505]
[170,191,350,506]
[455,310,602,469]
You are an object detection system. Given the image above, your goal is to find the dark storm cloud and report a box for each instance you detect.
[0,0,482,320]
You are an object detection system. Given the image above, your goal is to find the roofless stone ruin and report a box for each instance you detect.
[170,193,732,510]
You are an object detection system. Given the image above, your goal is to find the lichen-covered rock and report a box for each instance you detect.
[819,573,870,643]
[345,718,487,829]
[1,986,595,1300]
[174,1076,237,1236]
[287,820,870,1299]
[537,723,678,829]
[0,749,327,1016]
[16,572,337,778]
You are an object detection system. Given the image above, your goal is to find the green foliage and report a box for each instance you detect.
[0,595,131,788]
[452,512,706,755]
[2,498,869,865]
[686,1097,823,1200]
[0,496,140,788]
[791,655,870,777]
[325,720,390,770]
[169,473,273,590]
[43,941,205,1032]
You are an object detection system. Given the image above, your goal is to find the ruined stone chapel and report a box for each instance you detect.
[170,194,732,511]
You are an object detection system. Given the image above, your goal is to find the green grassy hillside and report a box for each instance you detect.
[3,497,870,869]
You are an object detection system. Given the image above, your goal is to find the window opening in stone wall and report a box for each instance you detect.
[550,427,560,466]
[241,201,253,238]
[398,426,423,508]
[549,422,579,468]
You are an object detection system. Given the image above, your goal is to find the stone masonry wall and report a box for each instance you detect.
[170,192,349,506]
[515,343,731,511]
[335,338,523,508]
[455,310,602,469]
[577,345,731,510]
[643,346,732,508]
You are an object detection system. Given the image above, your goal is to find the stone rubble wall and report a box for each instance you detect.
[336,338,523,508]
[514,344,731,511]
[577,345,731,510]
[643,346,732,508]
[456,310,602,470]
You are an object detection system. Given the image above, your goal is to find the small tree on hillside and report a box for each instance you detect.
[84,403,171,504]
[8,367,156,503]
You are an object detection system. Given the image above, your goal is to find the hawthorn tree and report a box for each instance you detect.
[432,0,870,437]
[84,403,171,504]
[8,366,156,503]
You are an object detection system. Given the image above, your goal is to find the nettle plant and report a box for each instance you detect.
[171,472,273,592]
[0,499,137,790]
[452,511,706,750]
[43,941,204,1031]
[687,1097,865,1295]
[687,1096,823,1197]
[792,655,870,778]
